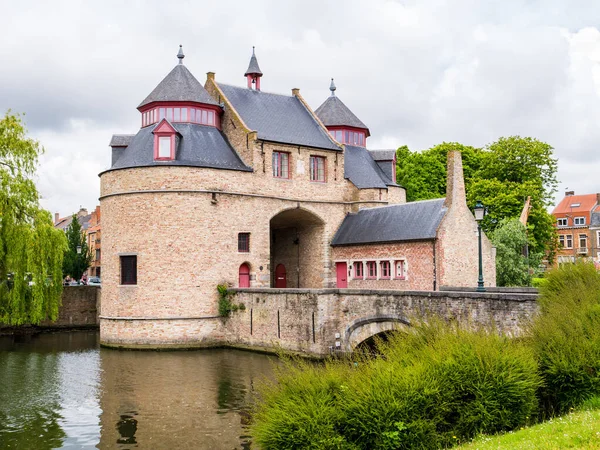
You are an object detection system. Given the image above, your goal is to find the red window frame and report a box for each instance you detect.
[238,233,250,253]
[154,133,175,160]
[366,261,377,279]
[120,255,137,285]
[273,151,290,179]
[395,260,406,280]
[309,155,326,182]
[380,261,391,279]
[354,261,363,279]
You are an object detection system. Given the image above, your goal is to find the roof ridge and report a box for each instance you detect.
[359,197,446,212]
[217,83,296,99]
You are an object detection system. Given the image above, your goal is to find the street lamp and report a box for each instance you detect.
[474,200,486,292]
[76,245,82,254]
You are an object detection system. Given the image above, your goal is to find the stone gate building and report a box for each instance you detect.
[99,47,496,348]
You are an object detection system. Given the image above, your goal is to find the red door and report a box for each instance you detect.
[336,262,348,288]
[239,263,250,288]
[275,264,287,288]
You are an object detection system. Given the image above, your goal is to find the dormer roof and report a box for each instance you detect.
[315,95,369,133]
[138,63,219,109]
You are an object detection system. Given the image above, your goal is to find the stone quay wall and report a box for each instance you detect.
[225,288,539,356]
[0,286,100,334]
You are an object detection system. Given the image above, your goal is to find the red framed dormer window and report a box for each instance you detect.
[354,261,363,279]
[366,261,377,279]
[380,261,391,279]
[153,119,177,161]
[328,127,367,147]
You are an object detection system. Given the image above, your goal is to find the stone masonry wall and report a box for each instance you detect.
[226,288,538,356]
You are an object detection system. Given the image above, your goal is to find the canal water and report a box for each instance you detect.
[0,331,278,449]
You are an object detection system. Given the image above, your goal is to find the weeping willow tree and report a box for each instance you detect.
[0,112,67,325]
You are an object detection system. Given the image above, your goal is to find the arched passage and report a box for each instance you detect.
[344,316,411,353]
[270,208,325,288]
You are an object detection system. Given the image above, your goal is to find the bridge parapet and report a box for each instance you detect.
[226,288,539,357]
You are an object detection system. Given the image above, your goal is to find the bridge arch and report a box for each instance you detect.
[343,315,411,353]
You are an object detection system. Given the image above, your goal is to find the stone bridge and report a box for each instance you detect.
[226,288,539,357]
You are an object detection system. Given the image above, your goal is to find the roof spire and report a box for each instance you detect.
[330,78,336,96]
[177,45,185,64]
[244,46,263,76]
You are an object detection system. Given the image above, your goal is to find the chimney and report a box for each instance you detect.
[565,190,575,196]
[291,88,300,96]
[444,150,467,208]
[54,212,59,224]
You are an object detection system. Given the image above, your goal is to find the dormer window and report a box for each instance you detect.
[152,119,178,161]
[141,105,220,128]
[327,128,366,147]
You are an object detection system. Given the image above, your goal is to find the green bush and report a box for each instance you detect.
[250,320,541,449]
[531,277,547,288]
[529,261,600,415]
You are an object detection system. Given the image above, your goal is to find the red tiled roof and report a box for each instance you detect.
[552,194,598,215]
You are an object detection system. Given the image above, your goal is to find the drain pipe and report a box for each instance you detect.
[432,238,437,291]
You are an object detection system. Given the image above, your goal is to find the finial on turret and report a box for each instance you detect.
[177,45,185,64]
[330,78,336,96]
[252,46,256,56]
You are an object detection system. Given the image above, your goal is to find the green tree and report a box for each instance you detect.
[0,111,67,325]
[491,218,539,286]
[396,137,558,260]
[62,215,91,281]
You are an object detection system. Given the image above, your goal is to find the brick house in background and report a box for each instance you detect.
[552,191,600,264]
[99,46,496,348]
[54,205,102,278]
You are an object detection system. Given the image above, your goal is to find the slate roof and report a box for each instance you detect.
[106,122,252,173]
[218,83,340,150]
[109,134,134,147]
[591,212,600,228]
[315,96,369,132]
[138,64,219,108]
[331,198,447,246]
[369,149,396,161]
[344,145,395,189]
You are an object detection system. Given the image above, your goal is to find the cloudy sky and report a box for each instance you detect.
[2,0,600,217]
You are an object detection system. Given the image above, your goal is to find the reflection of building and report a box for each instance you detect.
[552,191,600,264]
[55,206,101,278]
[99,47,495,347]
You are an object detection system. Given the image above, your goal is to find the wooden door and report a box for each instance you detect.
[275,264,287,288]
[336,262,348,288]
[239,263,250,288]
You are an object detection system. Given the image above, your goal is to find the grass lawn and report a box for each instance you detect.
[457,408,600,450]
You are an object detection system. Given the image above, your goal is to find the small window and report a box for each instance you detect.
[181,108,187,122]
[174,108,181,122]
[354,261,363,279]
[158,136,171,159]
[395,260,406,279]
[273,151,290,178]
[120,255,137,285]
[238,233,250,253]
[208,111,214,125]
[557,218,568,227]
[190,108,196,123]
[380,261,391,279]
[309,156,326,182]
[579,234,587,249]
[559,235,565,248]
[166,108,173,121]
[566,234,573,249]
[159,108,166,119]
[366,261,377,279]
[574,217,586,226]
[95,249,100,261]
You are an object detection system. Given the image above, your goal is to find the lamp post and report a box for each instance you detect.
[474,200,486,292]
[76,245,82,254]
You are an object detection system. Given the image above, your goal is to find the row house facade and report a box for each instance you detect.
[552,191,600,264]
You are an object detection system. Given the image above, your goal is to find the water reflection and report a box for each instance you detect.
[0,332,277,449]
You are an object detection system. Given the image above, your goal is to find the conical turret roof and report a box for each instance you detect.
[315,82,369,132]
[138,52,219,108]
[244,47,263,76]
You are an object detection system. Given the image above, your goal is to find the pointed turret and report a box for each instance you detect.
[245,46,263,90]
[315,79,370,146]
[138,45,219,109]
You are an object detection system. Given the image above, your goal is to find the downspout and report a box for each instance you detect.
[432,238,437,291]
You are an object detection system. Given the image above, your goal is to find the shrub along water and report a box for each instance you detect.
[529,261,600,415]
[250,320,540,449]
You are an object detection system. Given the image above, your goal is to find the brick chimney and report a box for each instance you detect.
[444,150,467,209]
[54,212,59,224]
[565,190,575,196]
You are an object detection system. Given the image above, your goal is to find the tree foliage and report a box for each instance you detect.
[396,137,558,259]
[62,215,92,281]
[0,111,67,325]
[491,218,539,286]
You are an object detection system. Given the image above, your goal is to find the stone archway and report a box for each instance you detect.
[343,315,411,353]
[270,208,325,288]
